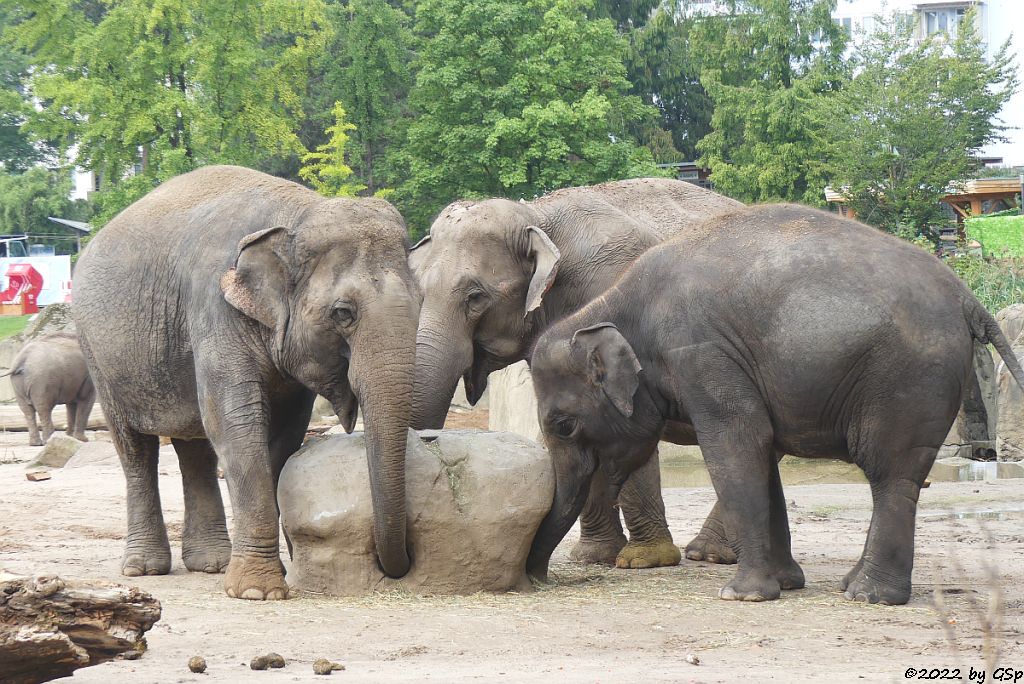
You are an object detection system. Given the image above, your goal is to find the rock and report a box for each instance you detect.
[250,655,270,670]
[996,304,1024,461]
[279,429,553,596]
[25,471,51,482]
[311,395,335,421]
[188,656,207,673]
[313,658,343,675]
[487,361,541,442]
[943,341,998,458]
[25,435,83,471]
[64,442,119,469]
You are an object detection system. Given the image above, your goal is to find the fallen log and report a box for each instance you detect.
[0,574,161,684]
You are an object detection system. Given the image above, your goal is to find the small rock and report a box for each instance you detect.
[313,658,335,675]
[25,471,51,482]
[25,435,82,470]
[250,655,270,670]
[265,652,285,668]
[685,653,700,665]
[188,656,207,673]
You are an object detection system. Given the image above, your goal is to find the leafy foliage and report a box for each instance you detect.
[947,254,1024,313]
[0,166,88,234]
[299,102,367,197]
[399,0,662,232]
[816,11,1018,234]
[694,0,847,204]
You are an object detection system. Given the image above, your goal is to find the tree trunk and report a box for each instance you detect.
[0,574,162,684]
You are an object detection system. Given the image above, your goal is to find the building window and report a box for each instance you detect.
[925,7,966,38]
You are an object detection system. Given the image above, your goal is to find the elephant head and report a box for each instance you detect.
[409,199,560,429]
[525,322,662,580]
[221,198,419,578]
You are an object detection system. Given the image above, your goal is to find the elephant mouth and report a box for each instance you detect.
[332,393,359,433]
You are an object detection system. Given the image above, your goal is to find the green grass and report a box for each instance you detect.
[966,214,1024,258]
[0,315,32,340]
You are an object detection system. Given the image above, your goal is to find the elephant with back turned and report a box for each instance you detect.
[73,165,419,600]
[9,331,95,445]
[409,178,743,569]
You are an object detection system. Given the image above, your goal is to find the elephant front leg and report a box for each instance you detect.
[570,468,627,565]
[616,449,681,569]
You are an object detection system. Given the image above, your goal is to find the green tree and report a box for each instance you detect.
[401,0,661,233]
[5,0,328,224]
[0,166,87,236]
[299,102,367,197]
[694,0,847,204]
[307,0,413,195]
[816,12,1018,235]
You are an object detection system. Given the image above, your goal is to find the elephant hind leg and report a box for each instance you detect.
[37,403,55,443]
[72,394,94,441]
[173,438,231,574]
[17,398,41,446]
[108,408,170,577]
[65,403,77,437]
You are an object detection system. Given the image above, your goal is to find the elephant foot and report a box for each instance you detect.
[684,526,737,565]
[72,432,89,442]
[28,434,43,447]
[122,544,172,577]
[224,554,290,600]
[772,557,806,590]
[841,564,910,605]
[615,537,681,569]
[719,568,781,602]
[183,537,232,574]
[569,534,626,566]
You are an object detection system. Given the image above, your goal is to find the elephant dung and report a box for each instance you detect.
[996,304,1024,461]
[278,429,553,596]
[25,435,83,471]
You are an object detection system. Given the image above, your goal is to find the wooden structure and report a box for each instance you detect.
[941,177,1022,222]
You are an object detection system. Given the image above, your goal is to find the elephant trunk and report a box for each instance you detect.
[526,442,596,581]
[351,280,418,578]
[410,314,472,430]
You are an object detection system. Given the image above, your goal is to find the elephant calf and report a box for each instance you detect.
[73,165,419,600]
[9,331,95,445]
[527,204,1024,606]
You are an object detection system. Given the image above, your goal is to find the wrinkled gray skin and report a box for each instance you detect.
[9,331,95,445]
[528,204,1024,605]
[409,178,743,569]
[73,166,419,600]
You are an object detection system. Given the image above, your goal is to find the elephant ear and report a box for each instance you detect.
[220,226,291,352]
[523,226,560,316]
[407,233,430,273]
[570,322,642,418]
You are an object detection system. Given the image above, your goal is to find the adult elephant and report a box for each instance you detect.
[73,165,419,600]
[409,178,742,569]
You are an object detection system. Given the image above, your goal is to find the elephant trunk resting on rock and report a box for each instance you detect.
[408,178,743,570]
[527,204,1024,606]
[73,165,419,600]
[8,331,95,445]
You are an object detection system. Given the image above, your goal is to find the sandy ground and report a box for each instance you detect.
[1,417,1023,683]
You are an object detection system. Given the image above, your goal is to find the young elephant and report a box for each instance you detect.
[527,204,1024,605]
[73,166,419,600]
[410,178,743,570]
[9,331,95,445]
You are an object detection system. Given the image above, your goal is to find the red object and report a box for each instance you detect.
[0,264,43,315]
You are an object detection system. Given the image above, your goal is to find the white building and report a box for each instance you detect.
[833,0,1024,165]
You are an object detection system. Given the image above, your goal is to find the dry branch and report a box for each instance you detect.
[0,574,161,684]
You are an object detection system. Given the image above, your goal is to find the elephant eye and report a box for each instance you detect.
[332,301,357,328]
[552,416,578,439]
[466,289,489,309]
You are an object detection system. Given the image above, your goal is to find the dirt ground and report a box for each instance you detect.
[1,417,1023,683]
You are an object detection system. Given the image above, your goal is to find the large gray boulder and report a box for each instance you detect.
[487,361,541,442]
[996,304,1024,461]
[278,429,553,596]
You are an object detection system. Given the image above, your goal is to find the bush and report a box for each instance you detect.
[965,214,1024,257]
[946,254,1024,312]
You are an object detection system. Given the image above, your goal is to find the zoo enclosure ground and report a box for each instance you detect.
[0,426,1021,683]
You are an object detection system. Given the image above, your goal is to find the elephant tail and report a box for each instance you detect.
[967,299,1024,391]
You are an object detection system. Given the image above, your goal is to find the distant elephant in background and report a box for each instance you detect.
[9,330,95,445]
[73,165,419,601]
[409,178,743,570]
